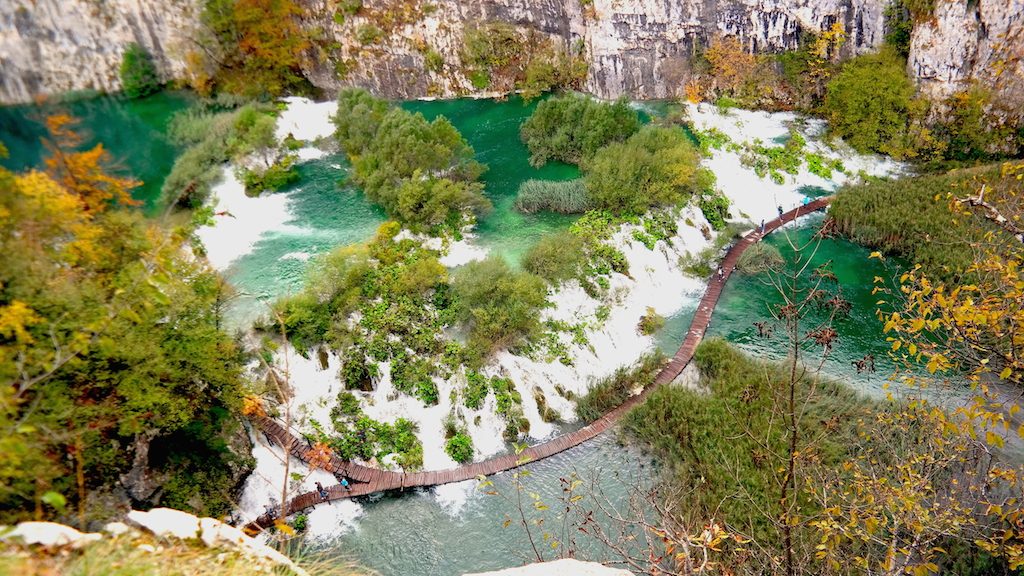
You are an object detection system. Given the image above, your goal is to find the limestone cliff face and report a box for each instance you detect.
[909,0,1024,107]
[0,0,1021,107]
[0,0,199,103]
[304,0,889,100]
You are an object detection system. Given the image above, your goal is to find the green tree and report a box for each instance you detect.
[119,43,162,98]
[519,94,640,167]
[823,48,915,156]
[332,89,490,233]
[451,256,550,359]
[0,122,248,523]
[584,126,701,215]
[199,0,311,97]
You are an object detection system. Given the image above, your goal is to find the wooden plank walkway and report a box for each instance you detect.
[243,197,833,532]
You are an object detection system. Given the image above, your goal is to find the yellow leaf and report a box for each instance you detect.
[869,251,882,259]
[1000,367,1013,380]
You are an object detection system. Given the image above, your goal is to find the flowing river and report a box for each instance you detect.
[2,91,930,575]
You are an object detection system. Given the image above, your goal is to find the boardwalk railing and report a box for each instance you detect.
[242,197,833,532]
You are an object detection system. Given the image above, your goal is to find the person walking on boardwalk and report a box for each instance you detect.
[316,481,328,501]
[777,205,784,217]
[760,219,765,234]
[717,267,724,281]
[341,477,351,491]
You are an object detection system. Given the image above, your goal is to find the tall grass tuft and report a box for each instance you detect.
[828,163,1019,283]
[513,179,592,214]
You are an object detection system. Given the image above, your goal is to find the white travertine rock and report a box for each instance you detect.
[0,522,102,549]
[102,521,133,536]
[464,559,633,576]
[127,508,202,540]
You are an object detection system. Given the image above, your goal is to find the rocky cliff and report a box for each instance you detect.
[0,0,199,103]
[1,0,1021,106]
[910,0,1024,106]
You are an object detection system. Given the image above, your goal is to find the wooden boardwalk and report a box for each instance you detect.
[243,197,832,532]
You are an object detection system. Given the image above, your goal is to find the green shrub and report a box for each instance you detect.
[356,24,383,45]
[424,49,444,72]
[698,193,731,230]
[462,21,523,75]
[333,88,490,233]
[533,387,561,423]
[823,48,916,157]
[736,242,784,274]
[575,351,664,422]
[513,178,591,214]
[521,231,586,285]
[463,370,490,410]
[240,155,299,195]
[162,102,280,208]
[637,307,665,335]
[452,256,550,359]
[519,94,640,167]
[585,126,702,215]
[119,43,161,98]
[445,432,474,463]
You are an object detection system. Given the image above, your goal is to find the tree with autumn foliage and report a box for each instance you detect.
[809,161,1024,574]
[197,0,312,97]
[0,118,251,525]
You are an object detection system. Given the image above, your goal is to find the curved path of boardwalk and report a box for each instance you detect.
[243,196,833,532]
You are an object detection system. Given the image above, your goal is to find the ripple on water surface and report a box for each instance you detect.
[319,433,657,576]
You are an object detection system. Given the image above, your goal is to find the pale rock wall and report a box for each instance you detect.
[909,0,1024,105]
[0,0,1021,107]
[0,0,199,103]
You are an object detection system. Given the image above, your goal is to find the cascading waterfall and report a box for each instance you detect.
[197,97,903,538]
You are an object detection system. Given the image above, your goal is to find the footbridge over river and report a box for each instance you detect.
[243,197,833,532]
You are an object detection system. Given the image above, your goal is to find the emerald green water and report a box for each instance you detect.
[4,92,918,575]
[656,215,903,395]
[401,97,581,263]
[0,91,195,213]
[223,155,386,323]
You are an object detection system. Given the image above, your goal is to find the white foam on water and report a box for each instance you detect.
[281,251,312,262]
[686,103,903,224]
[432,480,478,517]
[296,146,328,161]
[276,97,337,142]
[195,168,293,270]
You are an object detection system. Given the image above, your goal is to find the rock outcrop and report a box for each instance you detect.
[1,508,309,576]
[909,0,1024,106]
[1,0,1021,106]
[0,0,199,103]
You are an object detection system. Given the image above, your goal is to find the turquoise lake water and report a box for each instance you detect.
[2,91,920,575]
